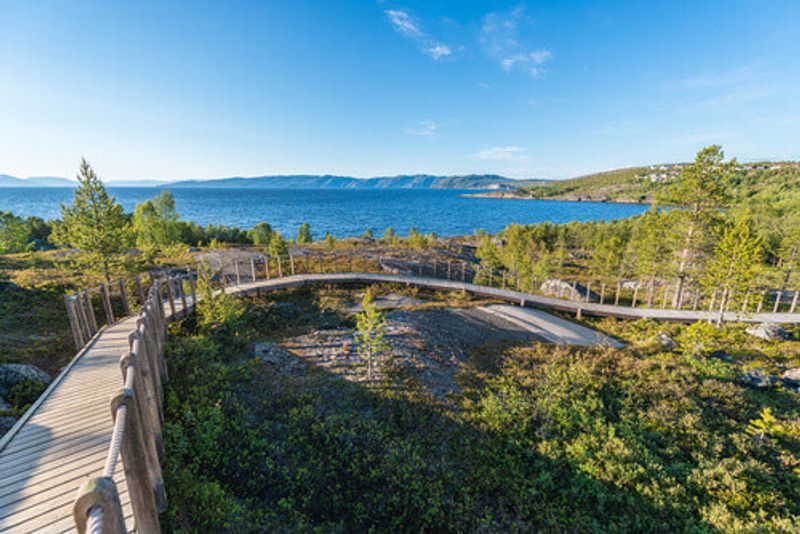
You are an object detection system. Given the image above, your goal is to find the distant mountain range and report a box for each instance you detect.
[0,174,546,190]
[0,175,78,187]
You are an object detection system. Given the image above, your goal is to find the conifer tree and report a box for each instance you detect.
[269,230,289,270]
[55,158,132,281]
[355,289,389,380]
[296,222,313,244]
[249,222,274,246]
[659,145,736,305]
[702,211,763,323]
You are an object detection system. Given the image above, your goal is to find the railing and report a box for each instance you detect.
[65,250,799,533]
[71,272,193,534]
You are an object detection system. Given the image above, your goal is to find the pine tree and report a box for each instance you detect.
[324,232,336,248]
[702,211,763,323]
[269,231,289,270]
[355,289,390,380]
[55,159,132,281]
[659,145,736,305]
[296,222,313,244]
[249,222,274,247]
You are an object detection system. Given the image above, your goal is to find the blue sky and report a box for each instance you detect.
[1,1,798,181]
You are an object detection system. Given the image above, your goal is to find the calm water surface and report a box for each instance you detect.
[0,187,648,237]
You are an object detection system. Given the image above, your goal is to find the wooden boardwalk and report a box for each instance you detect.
[1,272,798,533]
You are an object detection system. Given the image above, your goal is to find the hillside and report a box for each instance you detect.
[166,174,547,190]
[475,162,800,204]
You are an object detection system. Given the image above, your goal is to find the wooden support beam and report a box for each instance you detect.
[100,284,115,325]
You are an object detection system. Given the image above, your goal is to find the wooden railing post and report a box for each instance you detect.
[100,284,115,325]
[110,388,162,533]
[118,279,131,316]
[65,295,84,349]
[318,252,323,273]
[461,262,466,282]
[290,253,295,276]
[447,260,452,280]
[277,255,283,277]
[791,290,799,314]
[164,278,176,318]
[178,277,188,316]
[73,477,127,534]
[135,275,146,308]
[264,256,271,279]
[250,258,257,282]
[235,261,241,285]
[74,292,92,342]
[773,290,783,313]
[614,281,621,306]
[631,284,639,308]
[83,290,98,333]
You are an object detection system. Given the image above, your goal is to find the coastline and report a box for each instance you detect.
[461,191,653,206]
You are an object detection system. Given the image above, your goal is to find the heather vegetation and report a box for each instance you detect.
[160,284,800,532]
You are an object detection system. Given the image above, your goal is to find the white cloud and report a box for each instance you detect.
[426,43,452,60]
[467,146,529,162]
[479,7,551,78]
[406,119,440,137]
[385,9,453,62]
[386,10,422,37]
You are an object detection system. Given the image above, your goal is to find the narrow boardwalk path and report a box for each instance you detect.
[0,272,797,533]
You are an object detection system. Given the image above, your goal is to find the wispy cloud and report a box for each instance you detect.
[467,146,529,162]
[673,62,781,112]
[405,119,440,137]
[480,7,552,77]
[385,9,454,61]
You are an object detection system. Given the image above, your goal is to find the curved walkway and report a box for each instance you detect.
[0,272,797,533]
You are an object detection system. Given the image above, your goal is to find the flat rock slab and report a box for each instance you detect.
[478,305,624,348]
[280,307,543,399]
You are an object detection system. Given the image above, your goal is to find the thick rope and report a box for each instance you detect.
[86,504,104,534]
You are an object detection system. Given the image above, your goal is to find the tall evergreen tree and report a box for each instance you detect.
[55,159,132,281]
[659,145,736,305]
[702,211,763,323]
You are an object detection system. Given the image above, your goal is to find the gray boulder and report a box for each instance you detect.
[0,364,50,397]
[656,333,679,351]
[739,369,779,389]
[540,279,598,302]
[782,368,800,391]
[746,323,790,342]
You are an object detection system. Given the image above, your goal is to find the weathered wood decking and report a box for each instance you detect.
[1,272,798,533]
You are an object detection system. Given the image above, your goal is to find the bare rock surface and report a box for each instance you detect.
[746,323,790,342]
[0,364,50,398]
[277,307,542,400]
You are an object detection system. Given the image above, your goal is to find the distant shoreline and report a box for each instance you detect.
[461,191,652,206]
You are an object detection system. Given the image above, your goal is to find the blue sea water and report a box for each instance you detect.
[0,187,649,238]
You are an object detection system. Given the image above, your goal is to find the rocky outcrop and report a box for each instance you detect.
[539,279,598,302]
[745,323,790,342]
[739,369,779,389]
[782,368,800,391]
[0,364,50,398]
